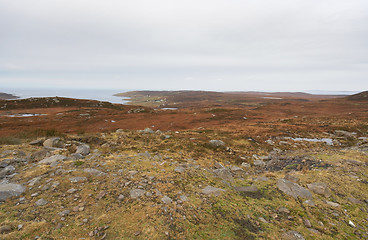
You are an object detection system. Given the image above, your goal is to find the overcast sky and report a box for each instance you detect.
[0,0,367,92]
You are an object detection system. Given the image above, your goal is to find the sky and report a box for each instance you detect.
[0,0,367,92]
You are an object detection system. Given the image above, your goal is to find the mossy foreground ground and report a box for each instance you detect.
[0,128,367,240]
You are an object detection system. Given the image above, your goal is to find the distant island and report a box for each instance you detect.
[0,92,19,100]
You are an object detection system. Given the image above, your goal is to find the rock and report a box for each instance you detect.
[76,144,90,156]
[0,225,12,234]
[174,166,186,173]
[67,188,78,194]
[17,224,23,231]
[348,220,356,228]
[117,194,125,201]
[253,160,265,167]
[303,200,316,207]
[347,197,363,204]
[0,183,26,202]
[69,177,87,183]
[284,174,299,183]
[83,168,106,176]
[58,210,70,217]
[0,165,15,178]
[277,179,312,199]
[258,217,268,223]
[303,219,312,228]
[55,223,63,230]
[180,195,188,201]
[307,182,330,197]
[130,189,145,199]
[208,140,225,147]
[254,176,269,182]
[143,128,154,134]
[161,196,173,204]
[234,185,259,193]
[28,177,42,186]
[241,162,250,168]
[29,139,44,146]
[43,137,65,148]
[213,168,233,181]
[35,198,48,206]
[278,207,290,214]
[214,162,224,169]
[96,191,107,200]
[230,165,243,172]
[70,153,84,160]
[282,230,305,240]
[325,201,340,207]
[334,130,356,138]
[30,149,51,161]
[202,186,225,196]
[38,155,66,165]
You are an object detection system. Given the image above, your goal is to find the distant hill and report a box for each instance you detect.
[0,92,18,100]
[347,91,368,101]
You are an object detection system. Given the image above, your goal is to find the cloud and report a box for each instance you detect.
[0,0,367,91]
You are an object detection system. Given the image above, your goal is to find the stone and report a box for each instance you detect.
[83,168,106,176]
[28,177,42,186]
[277,179,312,199]
[58,210,70,217]
[303,219,312,228]
[69,177,87,183]
[303,200,316,207]
[307,182,330,197]
[241,162,250,168]
[253,160,265,167]
[254,176,270,182]
[43,137,65,148]
[174,166,185,173]
[67,188,78,194]
[347,197,363,204]
[285,174,299,183]
[161,196,173,204]
[0,165,15,178]
[18,224,23,231]
[348,220,356,228]
[234,185,259,193]
[76,144,90,156]
[180,195,188,201]
[201,186,225,196]
[143,128,154,134]
[130,189,145,199]
[278,207,290,214]
[282,230,305,240]
[38,155,66,165]
[29,139,44,146]
[35,198,48,206]
[325,201,340,207]
[0,183,26,202]
[230,165,243,172]
[209,140,225,147]
[30,150,51,161]
[117,194,125,201]
[70,153,84,160]
[97,191,107,200]
[213,168,233,181]
[0,225,12,234]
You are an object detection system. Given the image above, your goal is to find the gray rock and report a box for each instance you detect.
[202,186,225,196]
[161,196,173,204]
[35,198,48,206]
[254,176,270,182]
[83,168,106,176]
[282,231,305,240]
[43,137,65,148]
[303,219,312,228]
[118,194,125,201]
[70,153,84,160]
[180,195,188,201]
[230,165,243,172]
[347,197,363,204]
[278,207,290,214]
[234,185,259,193]
[0,165,15,178]
[241,162,250,168]
[58,210,70,216]
[130,189,145,199]
[253,160,265,167]
[303,200,316,207]
[76,144,90,156]
[67,188,78,194]
[69,177,87,183]
[277,179,312,199]
[28,177,42,186]
[348,220,356,228]
[325,201,340,207]
[29,139,44,146]
[307,182,331,197]
[143,128,154,134]
[334,130,356,138]
[213,168,233,181]
[174,166,186,173]
[0,183,26,202]
[38,155,66,165]
[30,149,51,161]
[209,140,225,147]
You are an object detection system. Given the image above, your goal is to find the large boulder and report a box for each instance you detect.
[307,182,331,197]
[209,140,225,147]
[76,144,90,156]
[0,183,26,202]
[38,155,66,165]
[202,186,226,196]
[277,179,312,199]
[43,137,65,148]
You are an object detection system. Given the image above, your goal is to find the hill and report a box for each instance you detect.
[347,91,368,101]
[0,92,18,100]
